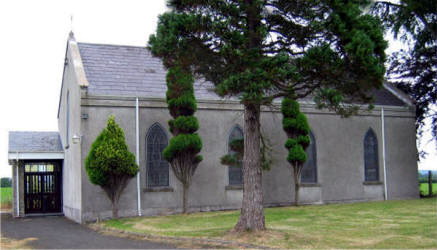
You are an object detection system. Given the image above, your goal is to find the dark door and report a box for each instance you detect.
[24,161,62,214]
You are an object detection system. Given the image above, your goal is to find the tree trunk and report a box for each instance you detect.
[182,183,189,213]
[103,176,130,219]
[111,198,119,218]
[234,104,265,232]
[294,170,300,206]
[293,166,302,206]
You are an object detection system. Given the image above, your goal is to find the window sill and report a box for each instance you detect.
[300,183,320,187]
[363,181,383,185]
[225,185,243,190]
[144,187,174,192]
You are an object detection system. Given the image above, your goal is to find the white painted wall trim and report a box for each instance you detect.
[15,152,19,216]
[68,34,89,88]
[8,152,64,160]
[383,82,414,107]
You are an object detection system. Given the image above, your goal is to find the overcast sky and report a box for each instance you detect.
[0,0,435,178]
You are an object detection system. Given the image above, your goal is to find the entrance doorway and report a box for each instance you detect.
[24,161,62,214]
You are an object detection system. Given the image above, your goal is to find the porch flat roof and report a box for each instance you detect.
[8,131,64,160]
[8,152,64,161]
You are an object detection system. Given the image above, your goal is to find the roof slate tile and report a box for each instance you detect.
[77,42,405,106]
[9,131,63,153]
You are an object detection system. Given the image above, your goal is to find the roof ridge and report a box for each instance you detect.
[78,41,148,49]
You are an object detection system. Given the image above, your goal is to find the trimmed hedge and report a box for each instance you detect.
[281,98,310,165]
[169,116,199,134]
[164,64,203,213]
[163,133,202,161]
[85,116,138,186]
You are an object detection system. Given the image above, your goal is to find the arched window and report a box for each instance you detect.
[146,123,169,187]
[228,125,243,185]
[301,131,317,183]
[364,128,379,181]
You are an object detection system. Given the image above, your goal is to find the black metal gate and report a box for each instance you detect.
[24,161,62,214]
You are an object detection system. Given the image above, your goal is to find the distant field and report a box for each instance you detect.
[420,183,437,196]
[1,187,12,209]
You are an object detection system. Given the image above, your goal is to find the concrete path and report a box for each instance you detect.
[1,214,175,249]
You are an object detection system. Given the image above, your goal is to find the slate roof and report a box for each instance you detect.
[370,88,405,106]
[77,42,406,106]
[8,131,63,153]
[78,43,216,100]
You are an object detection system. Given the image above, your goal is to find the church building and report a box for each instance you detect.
[8,34,418,223]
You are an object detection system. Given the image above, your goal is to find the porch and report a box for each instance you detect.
[8,131,64,217]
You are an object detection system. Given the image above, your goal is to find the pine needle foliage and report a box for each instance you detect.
[221,137,271,171]
[221,138,244,167]
[371,0,437,153]
[149,0,387,231]
[85,116,138,218]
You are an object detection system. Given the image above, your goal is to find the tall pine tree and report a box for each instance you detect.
[372,0,437,149]
[149,0,386,231]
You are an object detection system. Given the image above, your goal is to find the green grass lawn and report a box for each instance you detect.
[102,198,437,248]
[0,187,12,209]
[420,183,437,196]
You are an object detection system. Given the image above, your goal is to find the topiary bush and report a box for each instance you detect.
[163,64,202,214]
[85,116,138,218]
[281,97,310,205]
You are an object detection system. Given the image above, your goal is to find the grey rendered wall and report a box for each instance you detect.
[384,115,418,199]
[57,42,83,223]
[79,96,418,222]
[307,113,385,203]
[80,105,138,221]
[79,99,247,221]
